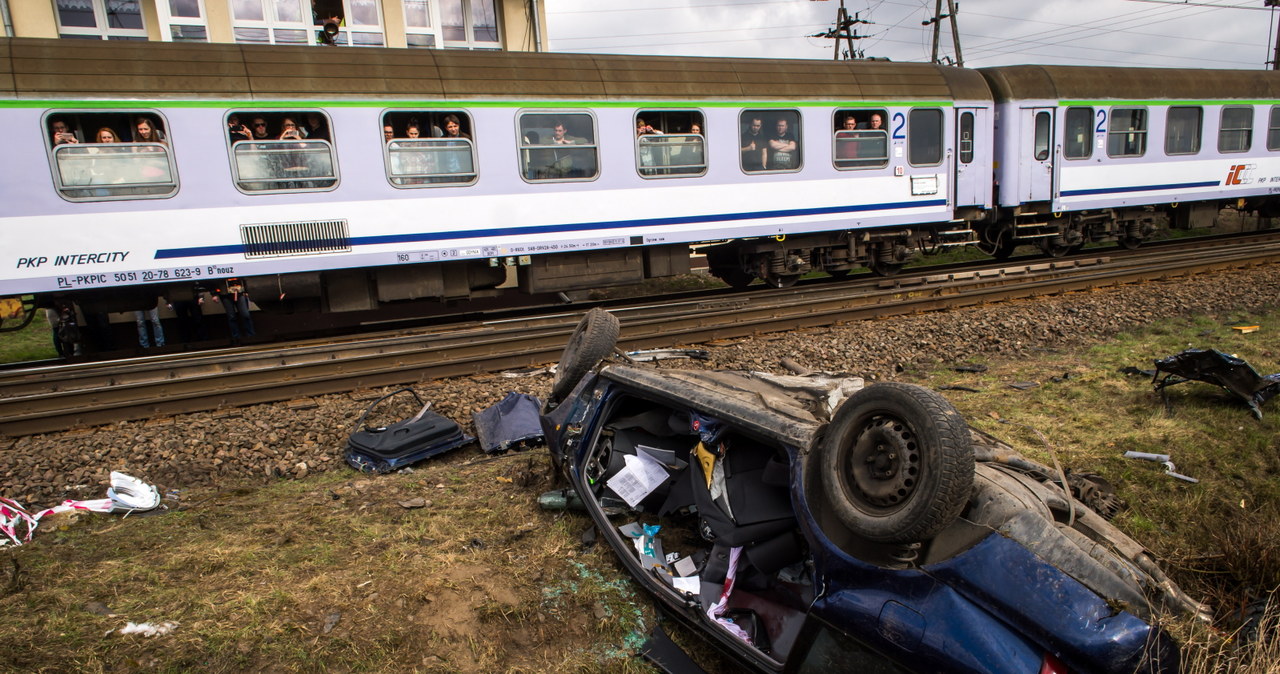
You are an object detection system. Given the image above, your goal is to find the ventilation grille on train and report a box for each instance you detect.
[240,220,351,258]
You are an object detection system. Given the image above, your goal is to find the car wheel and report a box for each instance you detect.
[819,383,974,543]
[550,307,620,403]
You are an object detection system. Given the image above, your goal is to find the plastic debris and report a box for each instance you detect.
[2,472,161,547]
[624,348,710,363]
[1123,451,1199,483]
[345,388,473,473]
[119,621,178,637]
[472,392,544,454]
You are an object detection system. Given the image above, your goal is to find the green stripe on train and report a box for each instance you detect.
[0,100,956,110]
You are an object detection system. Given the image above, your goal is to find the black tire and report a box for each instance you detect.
[818,383,974,543]
[550,307,620,403]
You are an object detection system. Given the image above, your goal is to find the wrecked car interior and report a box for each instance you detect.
[541,309,1209,674]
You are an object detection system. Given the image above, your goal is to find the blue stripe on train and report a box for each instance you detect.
[154,199,949,259]
[1059,180,1220,197]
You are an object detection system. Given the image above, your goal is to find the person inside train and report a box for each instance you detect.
[133,117,165,145]
[95,127,120,143]
[250,116,271,140]
[383,123,395,143]
[636,118,663,136]
[228,114,253,143]
[551,120,583,145]
[863,112,884,130]
[741,117,765,171]
[690,122,703,136]
[442,114,470,140]
[302,112,330,141]
[278,117,304,141]
[50,118,79,146]
[405,122,422,139]
[767,118,798,169]
[836,115,859,163]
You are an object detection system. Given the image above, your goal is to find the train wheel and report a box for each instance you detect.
[1039,240,1074,258]
[818,383,974,543]
[550,307,619,404]
[715,269,756,290]
[869,261,905,277]
[766,273,802,288]
[826,269,851,279]
[1118,236,1143,250]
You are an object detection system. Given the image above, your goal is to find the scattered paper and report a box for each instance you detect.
[119,621,178,637]
[607,453,670,508]
[673,576,701,596]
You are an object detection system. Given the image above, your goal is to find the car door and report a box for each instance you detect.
[1022,107,1055,203]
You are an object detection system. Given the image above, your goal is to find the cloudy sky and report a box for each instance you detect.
[545,0,1276,69]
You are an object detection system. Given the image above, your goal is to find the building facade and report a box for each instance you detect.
[1,0,545,52]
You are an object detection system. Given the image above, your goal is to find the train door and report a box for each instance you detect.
[953,108,983,206]
[1022,107,1055,202]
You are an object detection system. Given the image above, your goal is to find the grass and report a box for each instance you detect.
[0,309,58,363]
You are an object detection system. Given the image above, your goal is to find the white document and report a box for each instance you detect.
[607,453,671,508]
[673,576,701,596]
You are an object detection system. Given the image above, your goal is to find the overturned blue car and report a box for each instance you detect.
[541,309,1208,674]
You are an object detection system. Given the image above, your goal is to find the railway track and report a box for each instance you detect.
[3,235,1279,438]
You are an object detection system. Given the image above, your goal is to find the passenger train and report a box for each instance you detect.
[2,37,1279,346]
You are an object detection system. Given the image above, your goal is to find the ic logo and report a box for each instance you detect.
[1225,164,1256,185]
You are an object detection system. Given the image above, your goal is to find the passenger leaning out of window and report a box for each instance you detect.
[767,118,797,169]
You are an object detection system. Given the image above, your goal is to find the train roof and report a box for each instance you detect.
[981,64,1280,102]
[0,37,990,103]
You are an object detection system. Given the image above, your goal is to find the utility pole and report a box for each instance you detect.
[811,0,873,60]
[1269,0,1280,70]
[921,0,964,67]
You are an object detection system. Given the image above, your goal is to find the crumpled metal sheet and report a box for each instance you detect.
[1153,348,1280,419]
[473,392,545,454]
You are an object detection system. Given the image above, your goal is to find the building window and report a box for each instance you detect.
[1165,106,1201,156]
[635,110,705,178]
[1218,106,1254,154]
[312,0,385,46]
[157,0,209,42]
[230,0,311,44]
[55,0,148,40]
[382,111,478,187]
[406,0,501,49]
[908,108,943,166]
[518,112,598,182]
[832,109,888,170]
[1107,108,1147,158]
[1063,107,1092,160]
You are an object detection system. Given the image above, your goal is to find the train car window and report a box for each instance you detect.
[1107,108,1147,157]
[635,110,706,178]
[833,109,888,169]
[741,110,802,174]
[1063,107,1093,159]
[1165,106,1202,156]
[1033,111,1051,161]
[518,112,599,182]
[907,108,943,166]
[1218,106,1254,154]
[382,111,477,187]
[1268,106,1280,151]
[45,111,178,202]
[227,110,338,193]
[958,111,974,164]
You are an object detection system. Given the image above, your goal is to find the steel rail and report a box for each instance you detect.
[2,238,1277,438]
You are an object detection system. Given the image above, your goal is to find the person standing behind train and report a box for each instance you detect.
[134,299,165,349]
[213,277,254,346]
[767,118,797,170]
[167,286,207,346]
[740,117,765,171]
